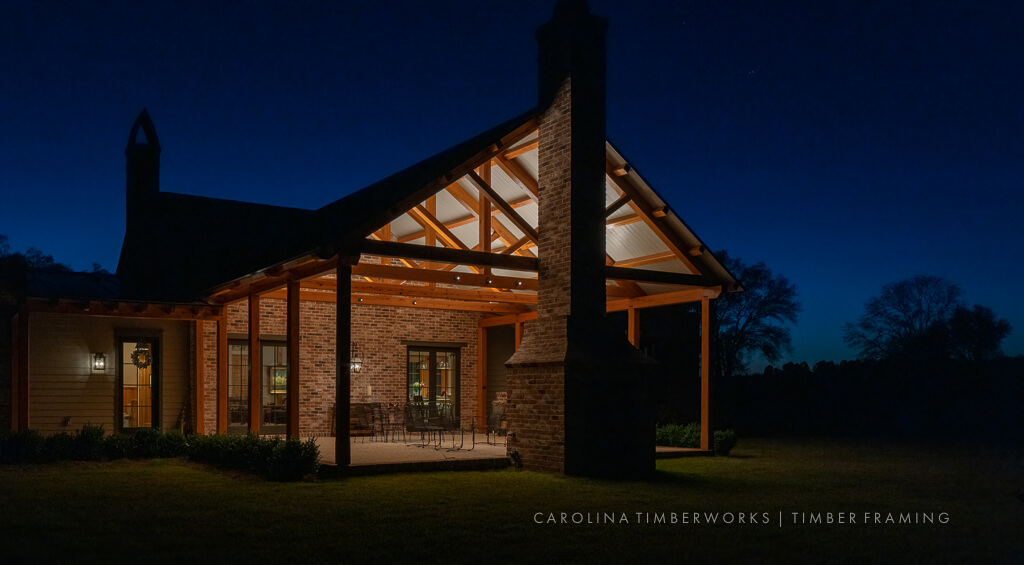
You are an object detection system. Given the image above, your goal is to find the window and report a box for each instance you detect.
[227,341,249,434]
[119,338,159,430]
[262,342,287,434]
[407,347,459,417]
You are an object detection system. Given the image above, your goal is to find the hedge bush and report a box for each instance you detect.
[186,433,320,481]
[655,422,701,448]
[714,429,738,456]
[655,423,739,456]
[0,427,320,480]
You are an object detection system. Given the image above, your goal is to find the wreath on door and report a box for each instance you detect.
[131,342,153,369]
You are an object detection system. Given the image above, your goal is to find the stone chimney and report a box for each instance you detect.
[506,1,655,478]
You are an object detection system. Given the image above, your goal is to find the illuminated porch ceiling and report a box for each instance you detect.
[204,117,737,314]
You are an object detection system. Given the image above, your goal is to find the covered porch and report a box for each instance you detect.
[192,122,733,466]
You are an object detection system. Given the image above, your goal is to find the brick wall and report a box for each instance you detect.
[201,319,219,433]
[203,297,484,436]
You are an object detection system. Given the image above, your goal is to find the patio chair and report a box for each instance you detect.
[404,403,444,447]
[369,403,387,442]
[384,404,406,443]
[487,401,508,445]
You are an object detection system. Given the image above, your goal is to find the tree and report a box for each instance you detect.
[713,250,801,377]
[843,275,963,360]
[948,305,1012,363]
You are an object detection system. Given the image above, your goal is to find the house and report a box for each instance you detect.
[3,1,737,477]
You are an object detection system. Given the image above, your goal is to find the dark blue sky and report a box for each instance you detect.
[2,1,1022,363]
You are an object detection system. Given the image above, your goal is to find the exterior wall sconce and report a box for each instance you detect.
[350,341,363,373]
[92,352,106,373]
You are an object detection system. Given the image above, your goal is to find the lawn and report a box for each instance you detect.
[1,439,1021,564]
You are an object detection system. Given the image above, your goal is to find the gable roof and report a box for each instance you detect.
[116,193,317,302]
[114,108,541,302]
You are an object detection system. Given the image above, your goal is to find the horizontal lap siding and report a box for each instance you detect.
[28,313,189,435]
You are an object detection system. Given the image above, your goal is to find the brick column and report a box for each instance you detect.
[506,0,655,478]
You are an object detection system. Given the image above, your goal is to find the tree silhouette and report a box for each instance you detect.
[843,275,964,360]
[713,250,801,377]
[948,305,1012,363]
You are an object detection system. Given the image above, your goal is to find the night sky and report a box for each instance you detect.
[2,1,1022,364]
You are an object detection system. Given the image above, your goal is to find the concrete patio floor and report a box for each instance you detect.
[316,434,509,466]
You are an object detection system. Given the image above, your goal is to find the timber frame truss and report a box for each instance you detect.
[202,121,732,317]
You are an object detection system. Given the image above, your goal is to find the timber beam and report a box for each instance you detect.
[262,288,530,314]
[606,265,714,287]
[359,240,537,271]
[352,264,538,291]
[465,171,539,243]
[24,298,223,319]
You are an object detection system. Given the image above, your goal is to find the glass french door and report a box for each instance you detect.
[120,339,158,430]
[407,347,459,417]
[262,343,288,434]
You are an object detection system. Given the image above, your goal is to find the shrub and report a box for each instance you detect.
[267,438,321,481]
[186,433,319,481]
[157,429,189,458]
[655,422,701,448]
[1,429,45,463]
[73,424,106,460]
[714,429,738,456]
[103,433,133,460]
[130,428,162,458]
[42,432,75,462]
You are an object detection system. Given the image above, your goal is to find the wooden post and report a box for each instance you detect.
[248,294,261,434]
[477,325,487,432]
[335,264,352,466]
[514,321,523,350]
[17,310,28,431]
[286,279,301,439]
[700,297,710,451]
[195,320,205,434]
[479,163,492,276]
[627,306,640,348]
[11,311,28,431]
[216,315,228,433]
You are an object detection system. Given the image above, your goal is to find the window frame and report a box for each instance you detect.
[115,329,162,432]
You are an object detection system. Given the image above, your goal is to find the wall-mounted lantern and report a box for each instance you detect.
[92,352,106,373]
[350,342,363,374]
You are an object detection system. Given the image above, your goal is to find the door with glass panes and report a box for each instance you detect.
[407,347,459,417]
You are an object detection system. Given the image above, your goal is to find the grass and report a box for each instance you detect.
[1,439,1021,564]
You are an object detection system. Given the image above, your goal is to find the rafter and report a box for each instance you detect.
[605,193,631,217]
[606,265,713,287]
[494,155,539,201]
[611,251,676,268]
[466,171,539,244]
[397,193,533,244]
[408,205,470,251]
[606,213,642,229]
[503,137,538,159]
[605,159,702,275]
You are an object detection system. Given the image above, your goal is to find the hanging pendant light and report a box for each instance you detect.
[350,341,363,373]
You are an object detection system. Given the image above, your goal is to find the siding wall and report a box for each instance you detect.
[28,313,190,434]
